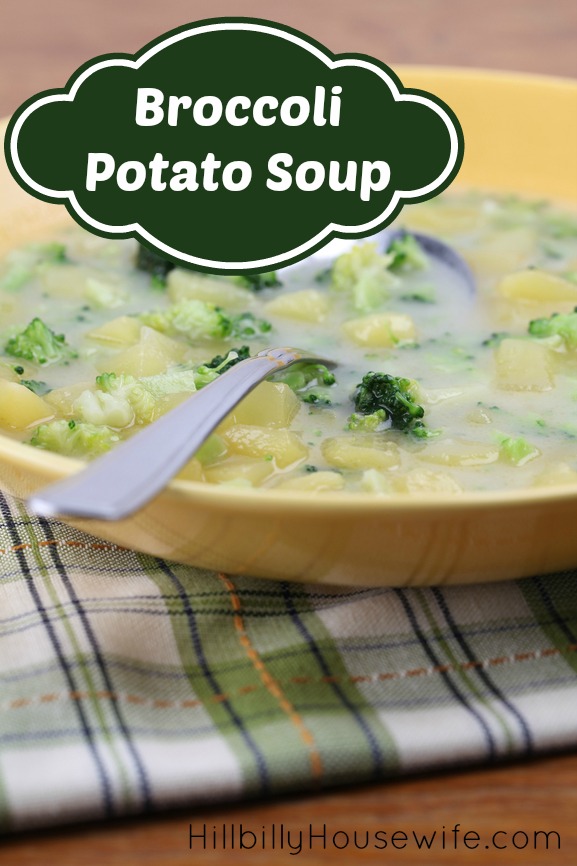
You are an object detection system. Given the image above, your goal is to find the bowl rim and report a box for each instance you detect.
[2,65,577,518]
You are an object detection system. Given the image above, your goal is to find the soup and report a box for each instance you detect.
[1,191,577,495]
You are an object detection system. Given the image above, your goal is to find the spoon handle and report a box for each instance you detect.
[28,347,319,521]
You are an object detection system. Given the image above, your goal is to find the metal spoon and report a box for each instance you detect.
[384,228,476,293]
[28,347,334,521]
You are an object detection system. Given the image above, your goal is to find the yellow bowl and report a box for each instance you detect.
[2,67,577,587]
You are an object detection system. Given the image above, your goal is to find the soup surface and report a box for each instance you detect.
[2,191,577,495]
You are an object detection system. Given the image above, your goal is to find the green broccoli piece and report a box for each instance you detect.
[528,308,577,350]
[273,362,336,406]
[136,243,175,287]
[229,312,272,339]
[20,379,51,397]
[314,266,333,285]
[352,372,425,432]
[495,432,540,466]
[401,285,436,303]
[228,272,281,291]
[301,391,333,406]
[30,419,119,459]
[194,348,250,388]
[94,372,157,423]
[0,242,67,292]
[482,332,510,348]
[140,299,232,341]
[386,233,428,272]
[204,346,250,372]
[5,318,77,365]
[331,242,397,312]
[347,409,388,431]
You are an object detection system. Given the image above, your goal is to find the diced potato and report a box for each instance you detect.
[222,425,308,467]
[417,438,500,467]
[86,316,142,346]
[275,471,345,492]
[176,459,205,483]
[360,469,392,494]
[204,456,276,486]
[0,380,54,430]
[465,228,536,274]
[264,289,329,322]
[393,468,463,494]
[100,326,187,376]
[229,382,300,428]
[497,269,577,302]
[533,462,577,487]
[167,270,257,310]
[45,381,92,416]
[341,312,416,347]
[322,436,400,471]
[40,264,126,306]
[495,339,553,391]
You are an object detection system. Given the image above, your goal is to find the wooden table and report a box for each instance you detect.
[1,1,576,862]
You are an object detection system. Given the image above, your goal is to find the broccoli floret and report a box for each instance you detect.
[401,285,436,303]
[73,389,136,428]
[331,242,397,312]
[482,331,510,348]
[20,379,51,396]
[94,372,157,423]
[352,372,425,431]
[528,308,577,350]
[347,409,388,431]
[229,311,272,339]
[30,419,119,459]
[136,243,175,287]
[140,299,232,341]
[386,233,428,272]
[302,391,333,406]
[0,243,68,292]
[140,368,198,398]
[273,362,336,406]
[314,266,333,285]
[5,318,77,365]
[495,432,540,466]
[194,348,250,388]
[228,272,281,291]
[205,346,250,372]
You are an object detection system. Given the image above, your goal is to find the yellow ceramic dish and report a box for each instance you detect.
[1,67,577,586]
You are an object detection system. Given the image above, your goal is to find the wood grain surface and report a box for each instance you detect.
[1,1,576,863]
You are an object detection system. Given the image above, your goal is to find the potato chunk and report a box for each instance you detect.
[264,289,329,322]
[223,425,308,467]
[497,269,577,302]
[204,456,276,486]
[322,436,400,471]
[168,270,257,310]
[495,338,553,391]
[394,468,463,494]
[341,313,416,347]
[417,438,500,467]
[86,316,142,346]
[229,382,300,428]
[100,326,187,376]
[0,380,54,430]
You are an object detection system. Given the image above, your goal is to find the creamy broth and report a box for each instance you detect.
[2,191,577,495]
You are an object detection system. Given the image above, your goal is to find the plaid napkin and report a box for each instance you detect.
[0,489,576,832]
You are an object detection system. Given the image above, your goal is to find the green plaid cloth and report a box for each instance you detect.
[0,490,576,831]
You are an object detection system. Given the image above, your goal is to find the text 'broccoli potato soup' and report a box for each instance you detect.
[2,192,577,496]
